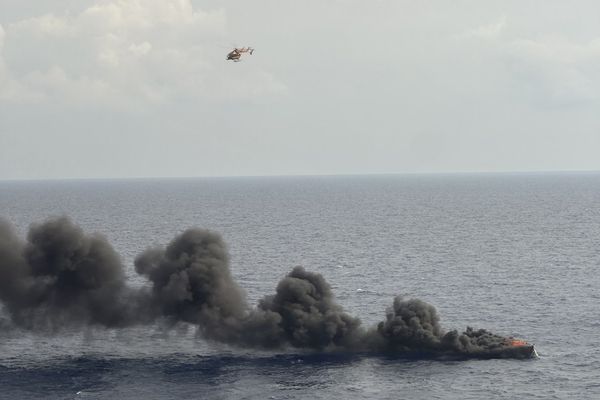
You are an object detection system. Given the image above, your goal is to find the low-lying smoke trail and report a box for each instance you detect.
[0,218,140,329]
[0,217,533,359]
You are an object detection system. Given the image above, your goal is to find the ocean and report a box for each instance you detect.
[0,173,599,399]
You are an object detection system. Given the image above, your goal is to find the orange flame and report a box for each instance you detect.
[509,339,528,347]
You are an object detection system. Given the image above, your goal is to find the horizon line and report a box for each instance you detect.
[2,169,600,183]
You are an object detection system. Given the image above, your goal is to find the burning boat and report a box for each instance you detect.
[498,338,539,359]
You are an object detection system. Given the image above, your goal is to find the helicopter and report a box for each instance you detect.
[226,47,254,62]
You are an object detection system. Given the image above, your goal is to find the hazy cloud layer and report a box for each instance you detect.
[1,1,599,179]
[459,15,600,106]
[0,0,285,108]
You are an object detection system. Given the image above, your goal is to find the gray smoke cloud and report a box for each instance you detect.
[0,217,141,330]
[375,297,514,356]
[257,266,363,350]
[377,297,444,351]
[0,217,533,359]
[134,229,246,326]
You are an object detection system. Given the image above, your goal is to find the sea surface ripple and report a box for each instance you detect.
[1,173,599,399]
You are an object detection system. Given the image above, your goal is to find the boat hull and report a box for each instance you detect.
[379,344,538,361]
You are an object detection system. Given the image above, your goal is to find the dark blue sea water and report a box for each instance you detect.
[1,173,599,399]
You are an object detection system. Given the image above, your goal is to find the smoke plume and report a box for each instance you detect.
[134,229,247,327]
[0,217,140,329]
[0,217,532,359]
[258,266,363,350]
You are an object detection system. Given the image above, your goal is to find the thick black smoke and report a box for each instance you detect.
[377,297,444,351]
[0,217,532,358]
[258,266,363,350]
[375,296,513,356]
[0,217,141,329]
[134,229,247,328]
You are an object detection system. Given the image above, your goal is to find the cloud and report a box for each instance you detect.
[0,23,40,103]
[0,23,6,80]
[505,36,600,106]
[0,0,286,109]
[129,41,152,57]
[0,23,5,71]
[458,17,600,107]
[460,15,507,40]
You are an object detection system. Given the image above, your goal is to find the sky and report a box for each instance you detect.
[1,0,599,180]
